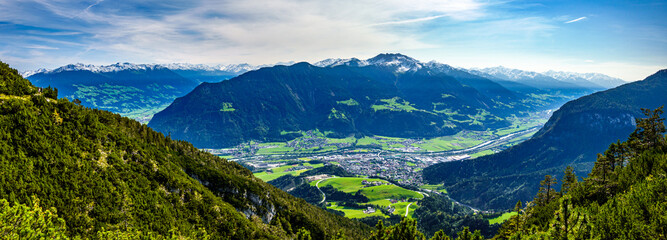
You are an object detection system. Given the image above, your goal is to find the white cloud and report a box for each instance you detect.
[1,0,663,82]
[1,0,488,66]
[370,15,447,26]
[564,16,587,24]
[25,45,59,50]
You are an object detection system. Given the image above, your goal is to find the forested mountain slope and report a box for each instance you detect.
[0,61,371,239]
[423,69,667,211]
[149,54,565,148]
[495,108,667,239]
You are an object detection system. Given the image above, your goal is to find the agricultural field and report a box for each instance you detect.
[486,212,518,224]
[328,202,387,219]
[359,184,423,201]
[315,177,422,200]
[412,135,484,152]
[420,184,448,194]
[469,149,496,158]
[225,110,549,158]
[392,202,419,218]
[315,177,423,219]
[312,177,374,191]
[356,136,381,146]
[371,97,420,112]
[256,146,295,155]
[253,161,325,182]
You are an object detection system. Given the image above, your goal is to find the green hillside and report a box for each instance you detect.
[494,107,667,239]
[148,54,574,149]
[0,61,371,239]
[423,69,667,211]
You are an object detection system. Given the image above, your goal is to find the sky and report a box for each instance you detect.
[0,0,665,81]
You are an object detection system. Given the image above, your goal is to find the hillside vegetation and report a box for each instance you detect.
[494,107,667,239]
[148,54,575,148]
[423,69,667,210]
[0,61,371,239]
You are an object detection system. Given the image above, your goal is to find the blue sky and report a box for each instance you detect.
[0,0,665,80]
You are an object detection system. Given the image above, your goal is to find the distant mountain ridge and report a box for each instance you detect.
[26,66,201,123]
[23,62,260,77]
[471,66,626,90]
[23,58,625,88]
[471,66,599,91]
[314,56,625,90]
[22,54,622,129]
[543,70,627,89]
[22,62,302,123]
[423,69,667,211]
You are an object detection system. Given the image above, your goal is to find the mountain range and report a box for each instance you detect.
[423,69,667,211]
[471,66,609,91]
[147,53,600,148]
[22,55,624,125]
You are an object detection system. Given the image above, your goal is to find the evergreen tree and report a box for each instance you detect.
[429,230,451,240]
[454,227,483,240]
[0,197,69,240]
[495,107,667,239]
[535,175,558,206]
[561,166,577,195]
[629,106,665,151]
[369,218,426,240]
[455,227,472,240]
[296,228,312,240]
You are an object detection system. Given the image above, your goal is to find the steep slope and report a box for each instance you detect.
[0,61,371,239]
[316,54,519,103]
[149,55,525,148]
[495,111,667,239]
[423,69,667,211]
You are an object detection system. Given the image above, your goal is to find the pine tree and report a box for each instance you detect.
[429,230,451,240]
[370,220,387,240]
[590,153,613,199]
[536,175,558,206]
[296,228,312,240]
[561,166,577,195]
[0,197,69,239]
[629,106,665,151]
[368,218,426,240]
[455,227,472,240]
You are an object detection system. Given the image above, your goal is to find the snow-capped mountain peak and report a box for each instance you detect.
[21,62,168,77]
[366,53,421,73]
[21,68,49,78]
[162,63,217,71]
[217,63,261,73]
[313,58,369,68]
[315,53,424,73]
[542,70,625,88]
[474,66,546,81]
[21,62,269,77]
